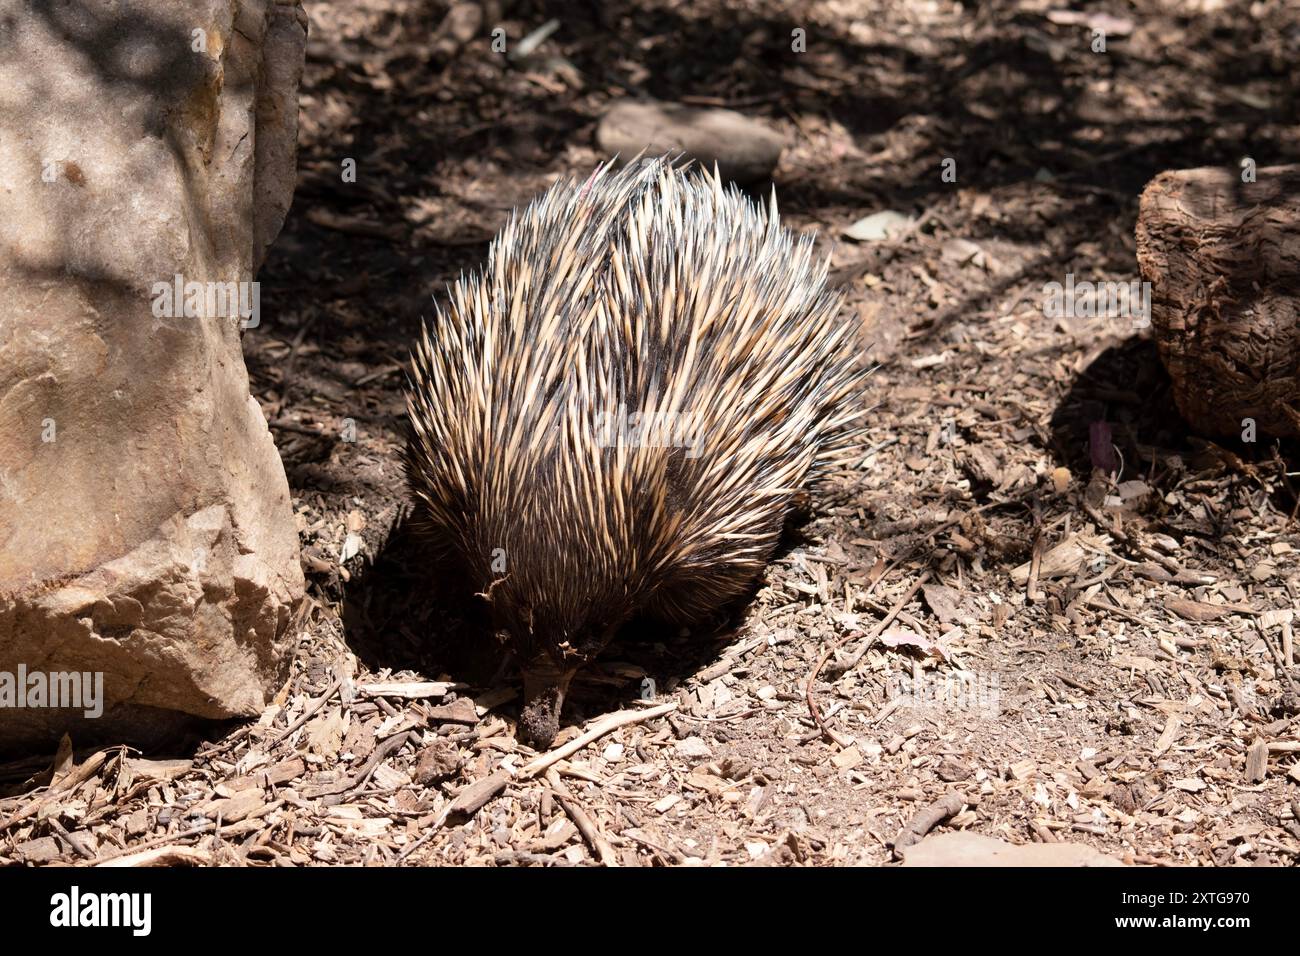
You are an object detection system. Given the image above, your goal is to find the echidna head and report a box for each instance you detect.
[518,663,571,751]
[483,577,634,748]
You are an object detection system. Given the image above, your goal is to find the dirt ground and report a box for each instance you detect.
[5,0,1300,867]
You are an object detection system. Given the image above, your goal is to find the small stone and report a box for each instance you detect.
[423,698,479,725]
[596,100,783,184]
[414,739,463,785]
[124,808,152,837]
[936,758,971,782]
[673,736,713,762]
[652,794,682,814]
[832,746,862,770]
[844,210,913,241]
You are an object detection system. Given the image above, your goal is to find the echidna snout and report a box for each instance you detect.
[404,157,868,748]
[519,663,577,749]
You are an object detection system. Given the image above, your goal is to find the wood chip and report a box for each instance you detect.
[1246,740,1269,783]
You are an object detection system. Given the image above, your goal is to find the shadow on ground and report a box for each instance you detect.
[338,513,816,732]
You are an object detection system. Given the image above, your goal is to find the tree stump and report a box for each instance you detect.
[1136,165,1300,438]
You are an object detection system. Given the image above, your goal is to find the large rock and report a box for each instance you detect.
[0,0,308,752]
[596,100,784,185]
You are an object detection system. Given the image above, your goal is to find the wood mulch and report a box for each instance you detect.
[3,0,1298,866]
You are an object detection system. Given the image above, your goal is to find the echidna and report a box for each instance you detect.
[405,157,867,746]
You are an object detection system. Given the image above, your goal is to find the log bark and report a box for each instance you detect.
[1136,164,1300,437]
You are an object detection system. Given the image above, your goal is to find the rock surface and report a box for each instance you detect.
[0,0,308,753]
[596,100,784,184]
